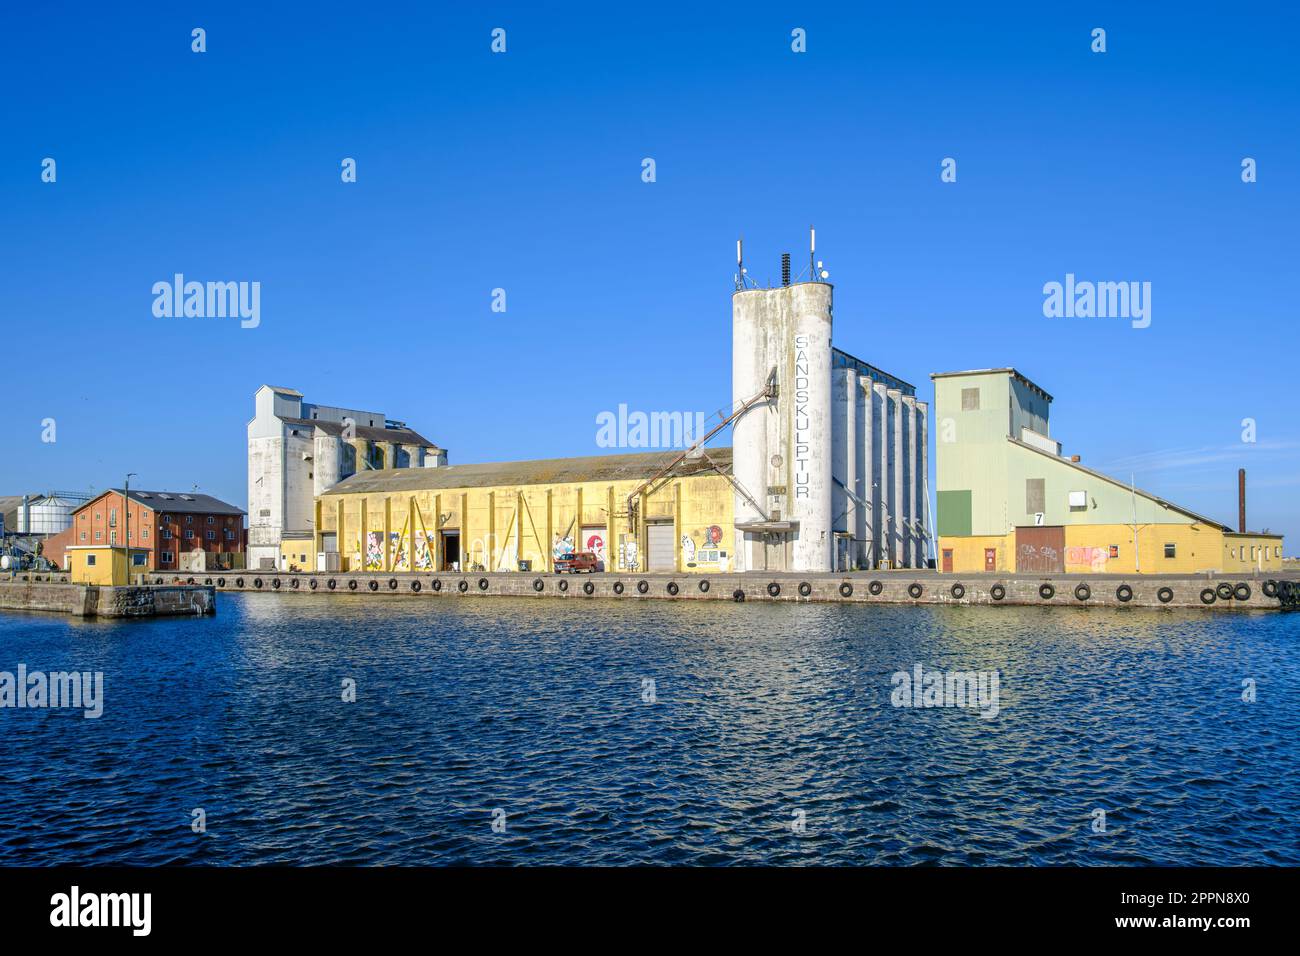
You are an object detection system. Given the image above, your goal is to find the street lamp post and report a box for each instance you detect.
[125,473,137,584]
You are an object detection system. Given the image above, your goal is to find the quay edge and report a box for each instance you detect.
[197,571,1300,611]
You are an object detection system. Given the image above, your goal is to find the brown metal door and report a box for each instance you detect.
[984,548,997,572]
[941,549,953,573]
[1015,526,1065,573]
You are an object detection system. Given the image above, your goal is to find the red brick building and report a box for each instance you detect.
[43,489,246,572]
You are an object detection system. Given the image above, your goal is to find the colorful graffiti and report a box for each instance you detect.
[583,530,606,564]
[391,531,407,571]
[413,531,433,571]
[365,532,383,571]
[1066,546,1109,572]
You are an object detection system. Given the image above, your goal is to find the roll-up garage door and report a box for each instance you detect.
[647,523,675,571]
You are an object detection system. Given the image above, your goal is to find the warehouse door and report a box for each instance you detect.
[441,531,460,571]
[581,527,607,569]
[647,522,675,571]
[1015,526,1065,573]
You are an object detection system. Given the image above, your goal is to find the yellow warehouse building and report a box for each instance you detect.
[314,449,737,575]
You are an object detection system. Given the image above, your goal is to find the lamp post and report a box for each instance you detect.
[125,473,137,583]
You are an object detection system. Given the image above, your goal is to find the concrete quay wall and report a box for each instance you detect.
[206,570,1300,611]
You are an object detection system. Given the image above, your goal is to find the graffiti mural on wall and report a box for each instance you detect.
[1066,546,1109,572]
[365,532,383,571]
[553,535,574,558]
[413,531,433,571]
[391,532,407,571]
[582,530,606,565]
[682,524,727,571]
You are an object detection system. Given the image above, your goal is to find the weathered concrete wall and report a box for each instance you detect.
[0,580,94,615]
[0,581,215,618]
[211,570,1298,612]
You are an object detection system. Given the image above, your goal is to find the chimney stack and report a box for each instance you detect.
[1238,468,1246,533]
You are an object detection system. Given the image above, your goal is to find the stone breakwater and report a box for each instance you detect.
[0,580,216,618]
[198,570,1300,611]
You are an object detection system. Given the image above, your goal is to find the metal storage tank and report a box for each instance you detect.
[19,494,77,535]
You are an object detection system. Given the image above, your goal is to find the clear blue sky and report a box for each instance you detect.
[3,2,1297,544]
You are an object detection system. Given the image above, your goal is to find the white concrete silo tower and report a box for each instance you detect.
[731,233,833,573]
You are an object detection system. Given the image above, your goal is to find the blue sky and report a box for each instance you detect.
[3,2,1297,543]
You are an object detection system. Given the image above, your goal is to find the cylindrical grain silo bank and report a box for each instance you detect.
[731,276,833,573]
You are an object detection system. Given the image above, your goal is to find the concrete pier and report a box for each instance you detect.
[205,570,1300,611]
[0,578,216,618]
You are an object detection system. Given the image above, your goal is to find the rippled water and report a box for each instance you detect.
[1,594,1297,865]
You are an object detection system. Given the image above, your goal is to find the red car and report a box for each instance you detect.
[555,551,600,573]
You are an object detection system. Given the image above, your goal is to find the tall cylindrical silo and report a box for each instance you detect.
[788,282,833,572]
[731,289,768,573]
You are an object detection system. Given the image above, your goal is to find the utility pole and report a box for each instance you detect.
[1130,474,1140,573]
[125,473,136,584]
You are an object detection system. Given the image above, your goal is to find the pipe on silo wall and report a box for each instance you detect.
[915,400,930,568]
[888,388,904,567]
[872,382,888,570]
[831,368,855,540]
[854,375,869,569]
[903,396,917,569]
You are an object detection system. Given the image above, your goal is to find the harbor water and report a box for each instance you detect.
[1,594,1296,865]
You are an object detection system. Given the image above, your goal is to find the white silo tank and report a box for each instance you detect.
[731,288,768,573]
[787,282,833,572]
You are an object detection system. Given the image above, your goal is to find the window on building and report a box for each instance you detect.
[95,531,102,541]
[960,387,980,411]
[206,530,215,540]
[1026,478,1045,515]
[1068,490,1087,512]
[225,530,235,541]
[79,531,86,541]
[1276,546,1282,557]
[110,531,117,545]
[1164,543,1176,559]
[132,553,146,567]
[206,516,215,525]
[142,528,149,540]
[184,530,194,539]
[162,530,172,539]
[185,515,193,525]
[86,554,96,567]
[161,551,173,564]
[109,508,117,527]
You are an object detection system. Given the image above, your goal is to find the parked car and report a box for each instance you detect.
[555,551,600,573]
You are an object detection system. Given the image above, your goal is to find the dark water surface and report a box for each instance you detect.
[1,593,1297,865]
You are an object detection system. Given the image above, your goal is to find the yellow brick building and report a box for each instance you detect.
[931,368,1283,575]
[314,449,736,574]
